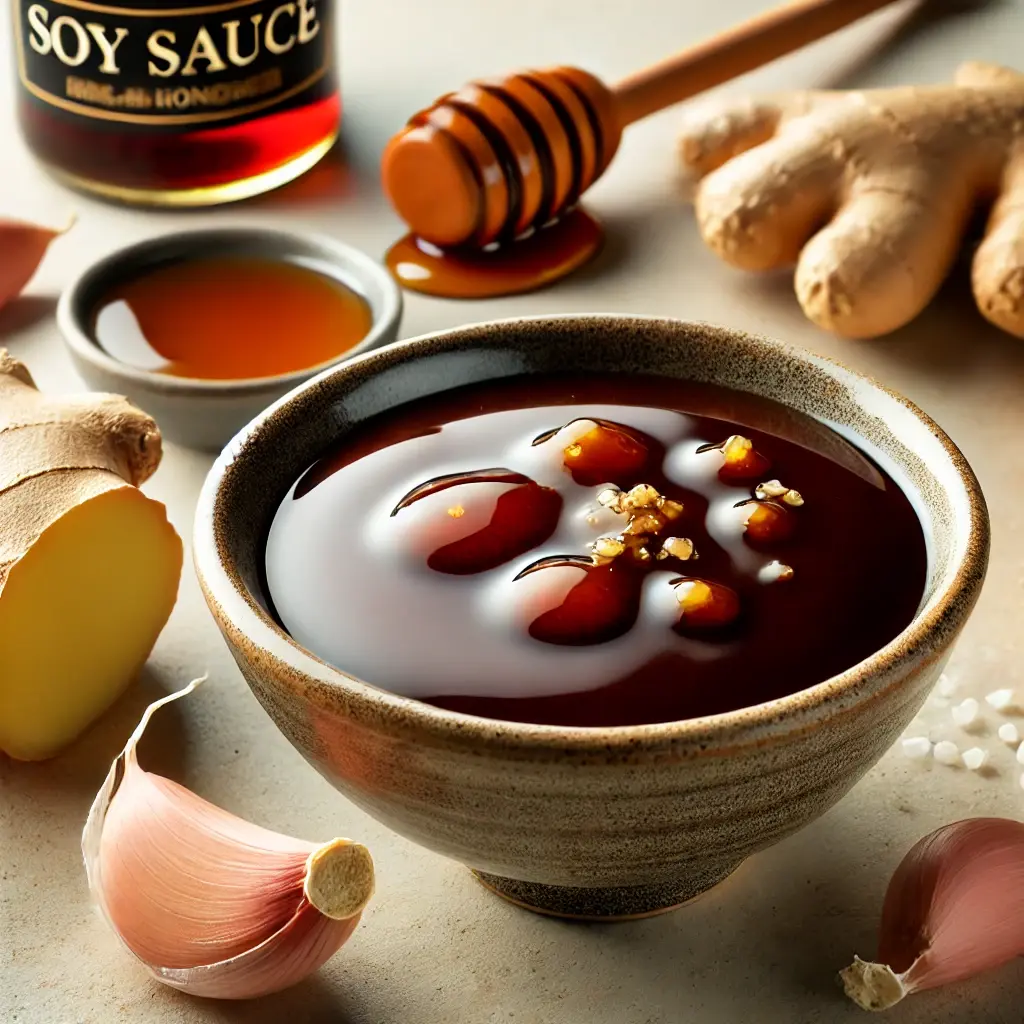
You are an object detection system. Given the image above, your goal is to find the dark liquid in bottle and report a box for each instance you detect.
[13,0,339,205]
[266,374,928,727]
[18,93,340,204]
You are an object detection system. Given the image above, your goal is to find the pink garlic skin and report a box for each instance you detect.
[0,220,66,309]
[85,679,372,1002]
[878,817,1024,994]
[154,901,361,1000]
[99,764,361,997]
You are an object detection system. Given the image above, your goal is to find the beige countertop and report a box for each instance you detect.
[3,1,1024,1021]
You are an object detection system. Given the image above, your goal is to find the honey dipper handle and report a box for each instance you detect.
[613,0,901,125]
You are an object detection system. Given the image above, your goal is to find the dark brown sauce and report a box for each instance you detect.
[384,207,603,299]
[266,374,928,727]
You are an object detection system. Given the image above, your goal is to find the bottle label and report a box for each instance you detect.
[12,0,331,126]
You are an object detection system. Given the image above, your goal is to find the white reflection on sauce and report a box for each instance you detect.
[94,300,169,373]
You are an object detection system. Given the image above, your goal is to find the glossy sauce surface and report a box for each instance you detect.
[385,208,603,299]
[92,256,373,381]
[265,374,928,727]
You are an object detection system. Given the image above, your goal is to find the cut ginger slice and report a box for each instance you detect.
[0,486,182,761]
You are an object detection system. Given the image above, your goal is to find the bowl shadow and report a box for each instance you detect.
[485,803,1024,1023]
[200,974,365,1024]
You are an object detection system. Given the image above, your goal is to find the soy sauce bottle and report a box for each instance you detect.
[12,0,339,205]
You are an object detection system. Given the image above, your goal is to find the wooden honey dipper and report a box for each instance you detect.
[382,0,901,249]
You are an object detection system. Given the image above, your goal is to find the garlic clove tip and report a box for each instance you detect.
[839,956,907,1012]
[304,839,375,921]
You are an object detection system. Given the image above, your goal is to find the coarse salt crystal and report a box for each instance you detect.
[933,740,961,766]
[951,698,980,729]
[962,747,988,771]
[998,723,1020,745]
[936,674,957,697]
[901,736,932,760]
[985,689,1017,712]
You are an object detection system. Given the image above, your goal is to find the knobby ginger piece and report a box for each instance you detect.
[0,351,182,760]
[678,62,1024,339]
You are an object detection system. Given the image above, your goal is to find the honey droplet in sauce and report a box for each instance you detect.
[92,256,373,381]
[519,559,642,647]
[385,207,603,299]
[672,578,742,634]
[738,498,796,545]
[558,419,649,487]
[391,469,563,575]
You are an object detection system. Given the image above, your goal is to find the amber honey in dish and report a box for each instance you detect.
[384,208,603,299]
[265,374,928,727]
[92,256,373,381]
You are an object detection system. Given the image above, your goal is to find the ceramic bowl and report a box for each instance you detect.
[194,316,988,919]
[57,226,403,452]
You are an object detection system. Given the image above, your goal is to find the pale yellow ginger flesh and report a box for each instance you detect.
[0,351,182,761]
[0,489,180,760]
[678,61,1024,339]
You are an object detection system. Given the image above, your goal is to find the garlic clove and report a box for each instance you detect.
[0,216,73,309]
[840,818,1024,1011]
[83,678,374,1000]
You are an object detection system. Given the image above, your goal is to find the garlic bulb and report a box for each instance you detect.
[840,817,1024,1011]
[83,678,374,999]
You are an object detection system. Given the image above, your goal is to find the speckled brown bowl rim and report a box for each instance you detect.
[56,225,403,397]
[194,315,989,756]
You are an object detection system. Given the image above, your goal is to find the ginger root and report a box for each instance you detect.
[678,62,1024,339]
[0,352,182,760]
